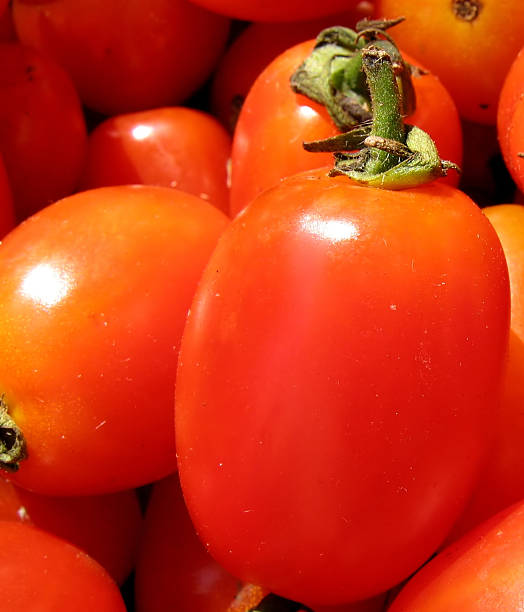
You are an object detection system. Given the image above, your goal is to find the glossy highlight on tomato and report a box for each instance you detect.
[176,168,510,605]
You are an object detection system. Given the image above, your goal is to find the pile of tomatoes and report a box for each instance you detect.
[0,0,523,610]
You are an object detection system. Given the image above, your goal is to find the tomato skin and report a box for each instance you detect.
[0,42,87,221]
[0,476,142,585]
[79,107,232,215]
[134,473,241,612]
[12,0,230,115]
[446,204,524,542]
[387,500,524,611]
[0,520,127,610]
[0,185,229,495]
[373,0,524,125]
[186,0,365,22]
[0,154,15,237]
[176,169,509,605]
[229,40,462,217]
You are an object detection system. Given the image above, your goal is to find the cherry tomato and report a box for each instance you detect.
[373,0,524,124]
[0,476,142,584]
[0,185,229,495]
[175,168,509,605]
[387,500,524,610]
[12,0,230,116]
[0,42,87,221]
[210,7,373,131]
[229,40,462,217]
[445,204,524,542]
[0,520,126,610]
[79,107,232,215]
[186,0,367,22]
[498,45,524,194]
[134,473,241,611]
[0,154,15,237]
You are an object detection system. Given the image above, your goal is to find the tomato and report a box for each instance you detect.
[79,107,232,215]
[373,0,524,125]
[134,473,241,611]
[0,476,142,584]
[0,520,126,610]
[0,42,87,221]
[229,39,462,217]
[0,1,16,42]
[11,0,230,116]
[498,45,524,194]
[175,168,509,605]
[387,500,524,610]
[210,6,373,131]
[445,204,524,543]
[0,185,229,495]
[0,154,15,237]
[186,0,367,23]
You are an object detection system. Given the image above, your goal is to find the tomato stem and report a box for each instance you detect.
[0,395,27,472]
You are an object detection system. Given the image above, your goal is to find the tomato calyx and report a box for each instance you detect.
[0,395,27,472]
[302,44,460,189]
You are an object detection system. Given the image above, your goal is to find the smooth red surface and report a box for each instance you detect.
[374,0,524,124]
[0,42,87,220]
[229,40,463,217]
[12,0,230,115]
[80,107,231,215]
[176,170,509,605]
[0,185,229,495]
[0,154,15,237]
[0,476,142,584]
[0,520,126,610]
[388,501,524,610]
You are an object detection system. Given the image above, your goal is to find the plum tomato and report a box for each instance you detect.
[0,520,127,610]
[0,42,87,221]
[79,107,232,215]
[0,475,142,585]
[0,185,229,495]
[175,168,510,605]
[11,0,231,115]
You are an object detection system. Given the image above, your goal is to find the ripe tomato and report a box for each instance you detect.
[175,168,509,605]
[186,0,367,22]
[12,0,230,115]
[0,185,229,495]
[0,154,15,237]
[0,42,87,221]
[0,476,142,585]
[387,500,524,610]
[79,107,232,215]
[0,520,126,610]
[373,0,524,124]
[229,39,462,217]
[210,6,373,131]
[498,45,524,194]
[445,204,524,542]
[134,473,241,611]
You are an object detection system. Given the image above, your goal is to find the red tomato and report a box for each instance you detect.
[498,45,524,194]
[373,0,524,124]
[0,154,15,237]
[210,7,373,131]
[79,107,231,215]
[0,1,16,42]
[0,42,87,221]
[187,0,367,22]
[175,168,509,605]
[445,204,524,542]
[0,476,142,584]
[0,185,229,495]
[12,0,230,115]
[134,473,241,611]
[0,520,126,610]
[229,40,462,217]
[387,500,524,610]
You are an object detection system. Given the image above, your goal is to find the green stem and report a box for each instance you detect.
[0,395,27,472]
